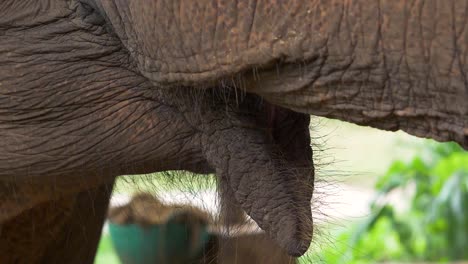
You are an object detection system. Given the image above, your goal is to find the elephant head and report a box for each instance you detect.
[0,0,466,258]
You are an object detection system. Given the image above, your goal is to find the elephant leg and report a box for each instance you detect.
[0,181,114,264]
[40,181,114,264]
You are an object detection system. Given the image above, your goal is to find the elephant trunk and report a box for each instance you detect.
[203,124,314,257]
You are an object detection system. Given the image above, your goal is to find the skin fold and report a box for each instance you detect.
[0,0,466,261]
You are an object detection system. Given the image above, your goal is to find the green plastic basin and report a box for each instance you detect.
[108,218,210,264]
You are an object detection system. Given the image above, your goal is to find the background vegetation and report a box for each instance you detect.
[302,141,468,263]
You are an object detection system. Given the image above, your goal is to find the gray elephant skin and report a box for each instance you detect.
[0,1,467,263]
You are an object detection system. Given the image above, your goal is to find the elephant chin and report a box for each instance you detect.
[204,99,315,257]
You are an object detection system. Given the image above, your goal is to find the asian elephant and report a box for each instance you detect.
[0,0,466,263]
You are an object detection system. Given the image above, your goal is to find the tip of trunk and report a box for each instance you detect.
[274,214,313,257]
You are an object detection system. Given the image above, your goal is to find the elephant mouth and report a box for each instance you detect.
[241,58,322,95]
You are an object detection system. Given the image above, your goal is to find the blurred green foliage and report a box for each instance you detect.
[307,141,468,263]
[95,234,120,264]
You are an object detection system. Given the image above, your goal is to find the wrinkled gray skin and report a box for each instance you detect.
[0,0,467,262]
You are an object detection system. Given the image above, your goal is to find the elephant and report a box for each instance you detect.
[0,0,466,263]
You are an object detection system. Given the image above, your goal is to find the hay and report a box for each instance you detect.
[108,193,212,227]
